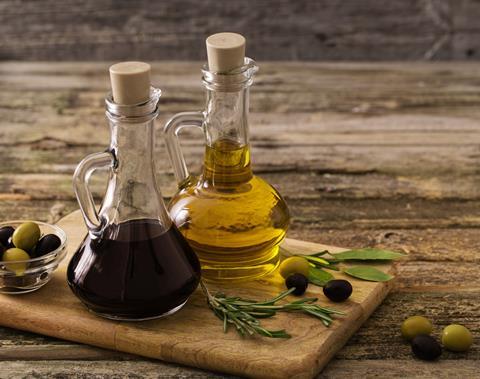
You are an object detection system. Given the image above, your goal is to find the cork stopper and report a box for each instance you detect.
[206,32,246,73]
[109,61,151,105]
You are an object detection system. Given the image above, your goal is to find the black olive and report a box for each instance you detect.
[0,242,5,257]
[0,226,15,247]
[323,279,353,302]
[285,273,309,296]
[411,334,442,361]
[32,234,61,257]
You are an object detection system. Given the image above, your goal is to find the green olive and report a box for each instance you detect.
[441,324,473,352]
[12,222,41,251]
[401,316,433,340]
[2,247,30,275]
[279,256,310,279]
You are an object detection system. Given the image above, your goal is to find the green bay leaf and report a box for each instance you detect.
[305,255,331,266]
[332,248,405,261]
[343,266,393,282]
[310,250,329,257]
[308,267,334,286]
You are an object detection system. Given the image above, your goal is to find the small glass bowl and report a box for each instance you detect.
[0,220,67,294]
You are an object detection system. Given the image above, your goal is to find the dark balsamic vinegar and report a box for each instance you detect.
[67,219,201,320]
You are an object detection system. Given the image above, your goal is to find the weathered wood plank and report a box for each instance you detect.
[290,228,480,264]
[2,142,480,189]
[0,360,228,378]
[2,170,480,202]
[290,198,480,229]
[396,261,480,290]
[0,199,77,223]
[319,360,480,378]
[339,291,480,360]
[1,197,480,231]
[1,359,479,379]
[2,62,480,119]
[1,0,480,61]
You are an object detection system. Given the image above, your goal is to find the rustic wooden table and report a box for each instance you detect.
[0,62,478,377]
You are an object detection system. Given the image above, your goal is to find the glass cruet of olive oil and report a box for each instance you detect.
[164,33,290,282]
[67,62,201,321]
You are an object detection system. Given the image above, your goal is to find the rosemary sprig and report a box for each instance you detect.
[201,281,344,339]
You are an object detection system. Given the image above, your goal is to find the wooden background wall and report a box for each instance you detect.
[1,0,479,61]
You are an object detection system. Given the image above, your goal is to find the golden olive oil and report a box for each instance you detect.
[168,139,290,282]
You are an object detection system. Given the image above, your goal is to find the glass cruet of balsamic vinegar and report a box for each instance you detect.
[164,33,290,282]
[67,62,201,321]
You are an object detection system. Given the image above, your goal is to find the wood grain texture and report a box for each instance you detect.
[0,62,479,378]
[0,360,229,378]
[0,210,394,379]
[1,0,480,61]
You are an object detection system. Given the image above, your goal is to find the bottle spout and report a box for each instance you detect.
[149,87,162,107]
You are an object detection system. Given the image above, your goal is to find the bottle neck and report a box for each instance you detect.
[202,86,253,186]
[106,87,161,187]
[104,119,168,224]
[100,89,170,227]
[110,120,156,183]
[204,87,250,147]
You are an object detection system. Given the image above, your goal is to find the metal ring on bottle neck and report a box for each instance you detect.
[105,87,161,123]
[202,57,258,92]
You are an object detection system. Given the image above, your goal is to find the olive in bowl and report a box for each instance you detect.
[0,220,67,294]
[0,226,15,248]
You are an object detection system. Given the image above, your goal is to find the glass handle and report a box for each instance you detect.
[72,151,114,234]
[164,111,204,185]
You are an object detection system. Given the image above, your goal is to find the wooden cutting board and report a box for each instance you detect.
[0,211,395,378]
